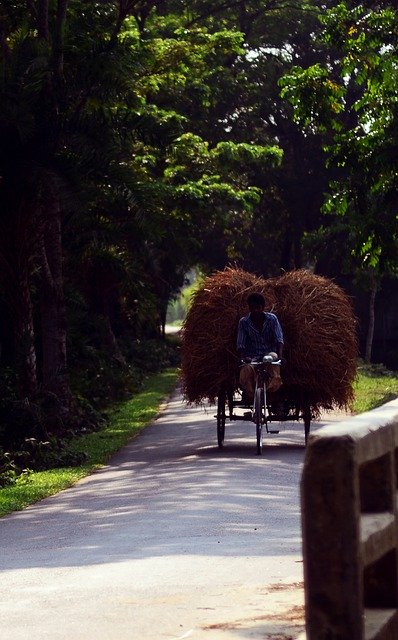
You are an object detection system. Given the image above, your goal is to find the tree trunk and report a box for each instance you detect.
[101,314,126,364]
[14,266,38,398]
[39,199,72,404]
[365,273,377,364]
[37,0,50,40]
[53,0,69,78]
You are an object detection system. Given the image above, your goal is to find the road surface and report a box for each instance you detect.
[0,389,345,639]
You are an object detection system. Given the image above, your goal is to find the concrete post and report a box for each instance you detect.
[301,399,398,640]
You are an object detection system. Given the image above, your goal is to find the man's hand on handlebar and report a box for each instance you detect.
[240,353,281,365]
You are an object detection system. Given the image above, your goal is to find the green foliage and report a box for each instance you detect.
[0,368,179,517]
[1,437,87,480]
[167,270,204,322]
[213,142,283,167]
[353,362,398,414]
[279,2,398,276]
[70,356,142,408]
[280,64,345,133]
[0,338,179,489]
[69,335,180,408]
[0,452,29,488]
[162,132,281,248]
[2,0,397,436]
[133,24,244,102]
[1,0,276,430]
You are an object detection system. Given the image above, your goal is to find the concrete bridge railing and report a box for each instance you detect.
[301,398,398,640]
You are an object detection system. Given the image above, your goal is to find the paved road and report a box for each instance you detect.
[0,390,344,640]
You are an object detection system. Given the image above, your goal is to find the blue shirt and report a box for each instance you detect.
[236,312,284,358]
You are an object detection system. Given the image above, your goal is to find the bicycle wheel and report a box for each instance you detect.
[254,388,263,455]
[217,390,226,447]
[303,402,311,445]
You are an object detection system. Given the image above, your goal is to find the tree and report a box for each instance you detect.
[2,1,284,412]
[0,2,162,401]
[153,0,337,275]
[279,2,398,361]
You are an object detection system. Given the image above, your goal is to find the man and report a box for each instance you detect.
[236,292,284,402]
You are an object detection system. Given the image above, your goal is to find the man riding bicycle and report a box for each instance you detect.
[236,292,284,403]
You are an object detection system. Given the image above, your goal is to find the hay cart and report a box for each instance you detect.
[182,269,357,456]
[216,355,312,455]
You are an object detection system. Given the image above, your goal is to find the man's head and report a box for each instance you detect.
[247,292,265,310]
[247,293,265,320]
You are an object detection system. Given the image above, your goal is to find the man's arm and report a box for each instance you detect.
[236,318,248,359]
[272,314,284,359]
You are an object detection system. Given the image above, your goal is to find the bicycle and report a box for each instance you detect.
[216,354,312,454]
[216,354,280,455]
[244,354,281,455]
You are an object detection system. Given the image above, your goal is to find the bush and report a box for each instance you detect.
[0,436,88,487]
[69,335,180,408]
[0,334,180,475]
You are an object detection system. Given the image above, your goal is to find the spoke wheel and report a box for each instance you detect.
[217,390,226,447]
[303,402,311,445]
[254,388,263,455]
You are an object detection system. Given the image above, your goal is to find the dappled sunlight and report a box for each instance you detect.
[0,392,310,640]
[0,395,305,574]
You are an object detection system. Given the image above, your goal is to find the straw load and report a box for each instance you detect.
[181,267,358,414]
[271,269,358,412]
[181,268,275,403]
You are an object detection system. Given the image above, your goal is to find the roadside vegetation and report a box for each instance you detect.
[0,368,179,518]
[353,363,398,414]
[1,358,397,518]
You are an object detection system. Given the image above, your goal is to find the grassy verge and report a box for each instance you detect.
[353,363,398,414]
[0,368,179,518]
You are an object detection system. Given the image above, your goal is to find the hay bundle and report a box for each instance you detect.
[271,270,358,411]
[181,267,358,413]
[181,267,275,403]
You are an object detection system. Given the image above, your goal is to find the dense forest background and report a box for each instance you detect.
[0,1,397,454]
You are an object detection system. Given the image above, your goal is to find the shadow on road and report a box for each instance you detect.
[0,394,312,573]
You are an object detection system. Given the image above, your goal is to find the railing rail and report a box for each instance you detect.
[301,398,398,639]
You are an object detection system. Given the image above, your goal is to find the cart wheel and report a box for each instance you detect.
[217,390,226,447]
[254,388,263,455]
[303,402,311,445]
[227,388,234,417]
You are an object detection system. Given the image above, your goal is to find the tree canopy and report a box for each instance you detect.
[280,2,398,275]
[0,1,397,451]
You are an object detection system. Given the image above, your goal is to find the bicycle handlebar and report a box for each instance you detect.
[241,355,281,366]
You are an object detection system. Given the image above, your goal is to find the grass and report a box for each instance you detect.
[353,362,398,414]
[0,368,179,518]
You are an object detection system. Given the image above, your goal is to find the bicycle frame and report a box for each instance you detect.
[247,358,281,454]
[215,355,312,453]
